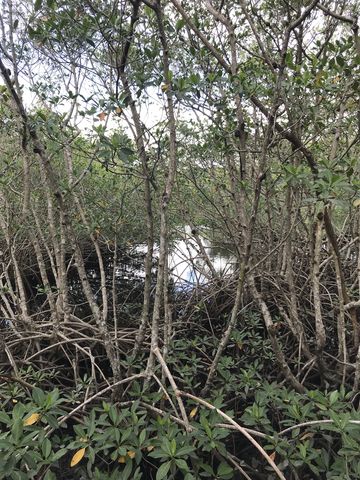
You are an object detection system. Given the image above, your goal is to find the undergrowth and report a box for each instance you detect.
[1,314,360,480]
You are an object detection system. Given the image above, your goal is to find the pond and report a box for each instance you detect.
[126,226,236,290]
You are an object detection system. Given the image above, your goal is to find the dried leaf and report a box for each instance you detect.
[269,451,276,461]
[127,450,136,459]
[23,413,41,426]
[300,432,314,440]
[98,112,107,121]
[353,198,360,208]
[146,445,154,452]
[189,407,198,419]
[70,447,86,467]
[115,107,123,115]
[161,83,170,92]
[118,455,126,463]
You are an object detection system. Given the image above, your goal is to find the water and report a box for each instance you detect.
[0,227,235,327]
[168,227,235,289]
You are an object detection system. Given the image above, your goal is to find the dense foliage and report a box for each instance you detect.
[2,330,360,480]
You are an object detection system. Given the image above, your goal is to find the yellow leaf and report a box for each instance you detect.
[118,455,126,463]
[12,399,18,404]
[23,413,41,426]
[300,432,314,440]
[189,407,198,419]
[146,445,154,452]
[269,451,276,461]
[70,447,86,467]
[127,450,136,459]
[161,83,170,92]
[115,107,123,115]
[98,112,107,121]
[353,198,360,207]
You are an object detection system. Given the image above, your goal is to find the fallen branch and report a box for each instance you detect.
[180,391,287,480]
[153,347,191,431]
[279,418,360,436]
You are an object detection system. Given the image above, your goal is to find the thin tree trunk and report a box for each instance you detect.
[147,1,178,376]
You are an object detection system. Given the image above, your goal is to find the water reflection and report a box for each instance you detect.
[134,226,235,289]
[1,227,236,327]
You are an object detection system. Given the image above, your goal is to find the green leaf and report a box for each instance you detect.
[49,388,60,405]
[0,439,12,449]
[199,462,214,475]
[0,411,11,425]
[121,460,133,480]
[86,38,96,48]
[336,56,345,67]
[217,462,233,476]
[43,413,58,429]
[176,445,195,456]
[42,438,52,459]
[329,390,339,405]
[11,418,23,444]
[170,438,176,456]
[139,429,146,445]
[176,18,185,31]
[175,458,189,472]
[12,403,26,421]
[52,448,68,462]
[10,471,29,480]
[73,425,86,438]
[148,450,168,459]
[160,438,173,457]
[34,0,42,11]
[156,460,172,480]
[32,387,46,406]
[184,474,196,480]
[200,414,212,438]
[119,147,134,162]
[118,446,127,456]
[88,410,96,437]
